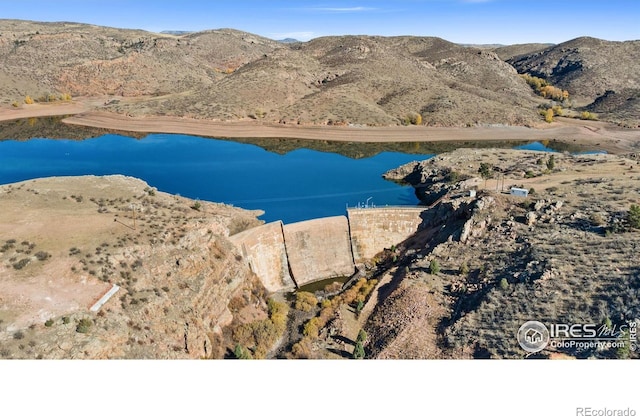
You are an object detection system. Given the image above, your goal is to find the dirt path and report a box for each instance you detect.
[62,111,640,152]
[0,97,107,121]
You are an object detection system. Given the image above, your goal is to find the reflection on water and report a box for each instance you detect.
[0,133,433,224]
[0,117,607,223]
[0,116,601,157]
[515,140,607,154]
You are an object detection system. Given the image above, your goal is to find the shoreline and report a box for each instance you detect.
[1,102,639,153]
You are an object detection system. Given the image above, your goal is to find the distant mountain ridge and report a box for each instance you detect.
[0,19,638,126]
[277,38,300,43]
[160,30,193,36]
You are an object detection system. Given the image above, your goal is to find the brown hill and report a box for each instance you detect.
[585,89,640,127]
[508,37,640,120]
[2,20,639,127]
[1,19,544,127]
[0,19,280,99]
[492,43,554,61]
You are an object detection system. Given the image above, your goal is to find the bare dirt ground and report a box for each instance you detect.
[63,111,640,154]
[1,98,639,154]
[0,97,106,121]
[0,176,125,330]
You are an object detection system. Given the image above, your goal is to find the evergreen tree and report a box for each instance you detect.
[353,341,365,359]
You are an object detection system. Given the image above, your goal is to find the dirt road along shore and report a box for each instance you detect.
[1,100,639,153]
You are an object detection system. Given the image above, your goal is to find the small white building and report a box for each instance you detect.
[510,187,529,197]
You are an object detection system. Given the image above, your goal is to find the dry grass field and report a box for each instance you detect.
[0,175,265,358]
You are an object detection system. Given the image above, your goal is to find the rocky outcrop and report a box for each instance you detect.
[368,149,640,359]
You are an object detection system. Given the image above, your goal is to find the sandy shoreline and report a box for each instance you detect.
[2,101,639,153]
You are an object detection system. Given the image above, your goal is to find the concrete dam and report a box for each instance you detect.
[230,207,427,292]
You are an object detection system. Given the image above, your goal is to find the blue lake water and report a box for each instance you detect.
[515,141,607,155]
[0,134,433,223]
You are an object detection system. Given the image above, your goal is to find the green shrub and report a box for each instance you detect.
[616,329,630,359]
[499,278,509,291]
[76,318,92,333]
[35,251,50,261]
[233,344,252,359]
[356,329,368,344]
[13,258,30,270]
[447,170,461,183]
[478,163,493,180]
[429,259,440,275]
[268,298,288,332]
[628,204,640,229]
[546,155,555,170]
[353,341,365,359]
[44,319,54,327]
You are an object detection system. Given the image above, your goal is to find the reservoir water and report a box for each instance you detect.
[0,133,433,223]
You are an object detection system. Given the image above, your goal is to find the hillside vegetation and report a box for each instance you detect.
[508,37,640,125]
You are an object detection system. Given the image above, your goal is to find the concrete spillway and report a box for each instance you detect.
[347,207,428,261]
[230,207,427,292]
[283,216,355,287]
[229,221,296,292]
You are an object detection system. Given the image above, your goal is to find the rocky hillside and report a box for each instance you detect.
[508,37,640,124]
[365,148,640,359]
[2,19,546,127]
[492,43,554,61]
[3,20,639,127]
[0,20,279,99]
[0,175,270,359]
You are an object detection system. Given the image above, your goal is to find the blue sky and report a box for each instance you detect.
[1,0,638,44]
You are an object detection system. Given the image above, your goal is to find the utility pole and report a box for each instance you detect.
[129,203,137,230]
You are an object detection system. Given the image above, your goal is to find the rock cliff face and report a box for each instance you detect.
[0,175,266,359]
